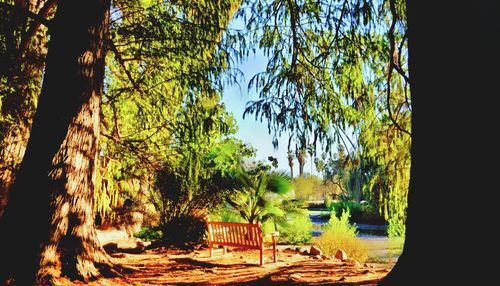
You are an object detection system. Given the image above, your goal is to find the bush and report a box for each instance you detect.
[387,216,406,238]
[313,209,368,262]
[330,200,385,224]
[161,215,207,249]
[275,213,313,245]
[135,227,162,241]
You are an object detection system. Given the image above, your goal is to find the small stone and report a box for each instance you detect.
[364,263,369,267]
[309,246,323,256]
[338,276,347,281]
[334,249,348,261]
[240,256,244,259]
[313,255,322,259]
[290,273,303,280]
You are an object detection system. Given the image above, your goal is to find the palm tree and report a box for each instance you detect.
[226,168,293,224]
[287,150,294,178]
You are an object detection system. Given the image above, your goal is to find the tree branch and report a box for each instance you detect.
[0,1,52,28]
[108,40,146,96]
[18,0,58,55]
[387,0,411,137]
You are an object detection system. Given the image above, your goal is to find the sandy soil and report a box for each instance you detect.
[54,245,393,285]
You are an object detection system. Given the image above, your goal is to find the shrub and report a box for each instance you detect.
[313,209,368,262]
[330,200,385,224]
[275,213,313,245]
[387,216,406,237]
[161,215,207,249]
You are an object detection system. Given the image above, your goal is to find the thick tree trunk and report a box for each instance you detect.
[0,0,112,285]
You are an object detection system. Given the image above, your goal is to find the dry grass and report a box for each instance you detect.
[313,231,368,262]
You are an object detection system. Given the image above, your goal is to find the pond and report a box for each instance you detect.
[310,214,387,237]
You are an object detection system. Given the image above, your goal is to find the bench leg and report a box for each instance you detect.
[223,245,227,255]
[209,243,213,257]
[259,245,263,266]
[272,235,277,263]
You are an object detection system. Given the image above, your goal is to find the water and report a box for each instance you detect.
[309,212,387,237]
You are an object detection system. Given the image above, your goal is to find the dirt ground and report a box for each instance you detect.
[55,245,394,285]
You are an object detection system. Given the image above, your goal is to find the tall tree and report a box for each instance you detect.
[0,0,112,284]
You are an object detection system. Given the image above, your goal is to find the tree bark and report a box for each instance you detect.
[0,0,112,284]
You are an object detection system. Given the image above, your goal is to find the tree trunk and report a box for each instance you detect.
[297,150,305,177]
[0,0,112,284]
[0,0,49,217]
[287,152,294,178]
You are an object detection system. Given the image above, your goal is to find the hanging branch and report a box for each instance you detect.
[387,0,411,136]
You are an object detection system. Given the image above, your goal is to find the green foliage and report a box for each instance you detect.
[387,216,406,238]
[226,167,293,224]
[236,0,410,239]
[275,212,313,245]
[292,174,336,201]
[135,227,162,241]
[95,0,245,221]
[324,195,332,209]
[330,200,385,225]
[314,209,368,262]
[209,208,245,223]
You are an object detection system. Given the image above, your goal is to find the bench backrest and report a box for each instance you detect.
[206,221,262,249]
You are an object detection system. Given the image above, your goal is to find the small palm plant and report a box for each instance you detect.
[226,167,293,224]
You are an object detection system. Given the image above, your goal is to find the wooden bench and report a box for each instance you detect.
[206,220,278,266]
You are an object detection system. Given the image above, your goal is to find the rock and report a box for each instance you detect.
[338,276,347,281]
[309,246,322,256]
[361,269,373,274]
[240,256,244,259]
[334,249,348,261]
[287,254,293,257]
[364,263,369,267]
[330,256,341,262]
[312,255,322,259]
[321,255,328,260]
[300,250,309,255]
[295,247,301,252]
[289,273,303,280]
